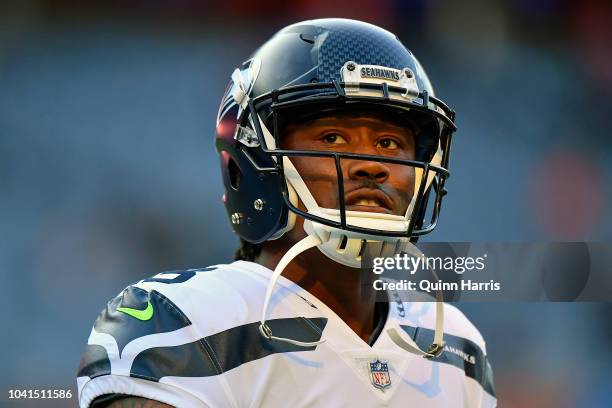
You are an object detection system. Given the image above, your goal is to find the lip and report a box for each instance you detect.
[344,188,394,214]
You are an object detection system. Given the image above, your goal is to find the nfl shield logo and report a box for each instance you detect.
[369,359,391,391]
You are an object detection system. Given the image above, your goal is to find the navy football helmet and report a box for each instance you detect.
[216,18,453,355]
[215,18,456,264]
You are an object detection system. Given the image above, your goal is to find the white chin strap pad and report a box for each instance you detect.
[303,218,411,268]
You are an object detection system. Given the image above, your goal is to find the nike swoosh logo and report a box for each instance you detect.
[117,301,153,321]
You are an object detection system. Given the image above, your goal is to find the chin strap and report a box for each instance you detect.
[259,233,446,358]
[386,265,446,358]
[259,234,326,347]
[386,300,445,359]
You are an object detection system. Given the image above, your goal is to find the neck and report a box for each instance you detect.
[256,237,379,343]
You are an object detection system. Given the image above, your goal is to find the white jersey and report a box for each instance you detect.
[77,261,496,407]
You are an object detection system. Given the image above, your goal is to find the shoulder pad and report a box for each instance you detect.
[78,284,193,380]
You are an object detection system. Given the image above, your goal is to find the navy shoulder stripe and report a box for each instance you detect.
[77,345,110,379]
[401,324,496,397]
[131,317,327,381]
[78,268,218,380]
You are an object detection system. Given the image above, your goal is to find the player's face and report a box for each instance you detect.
[281,114,416,216]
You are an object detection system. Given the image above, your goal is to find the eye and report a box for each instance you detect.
[376,138,399,149]
[321,133,347,144]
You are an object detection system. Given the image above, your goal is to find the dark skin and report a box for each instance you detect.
[100,114,415,408]
[98,398,172,408]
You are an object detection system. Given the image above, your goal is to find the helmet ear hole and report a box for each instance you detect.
[228,157,242,190]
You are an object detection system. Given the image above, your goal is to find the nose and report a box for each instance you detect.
[347,160,390,184]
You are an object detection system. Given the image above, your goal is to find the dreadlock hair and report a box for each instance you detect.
[234,238,264,262]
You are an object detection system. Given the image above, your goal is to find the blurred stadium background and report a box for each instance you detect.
[1,1,611,407]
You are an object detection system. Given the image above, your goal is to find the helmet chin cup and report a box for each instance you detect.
[303,217,412,268]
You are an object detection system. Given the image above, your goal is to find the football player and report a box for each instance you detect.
[77,18,496,407]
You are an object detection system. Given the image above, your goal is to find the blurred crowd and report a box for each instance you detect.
[1,1,610,407]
